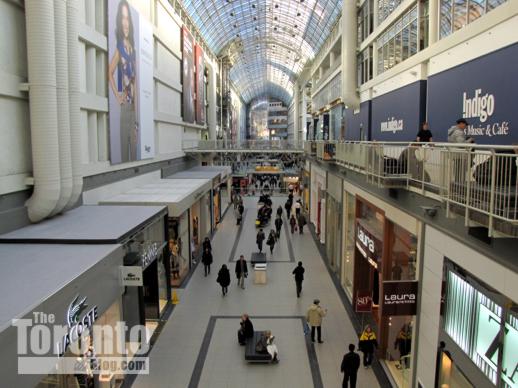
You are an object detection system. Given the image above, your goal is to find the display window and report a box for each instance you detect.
[168,214,190,287]
[341,192,356,300]
[326,194,341,275]
[438,352,474,388]
[36,299,125,388]
[353,197,419,388]
[442,261,518,387]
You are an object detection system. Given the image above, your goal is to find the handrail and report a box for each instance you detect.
[305,140,518,236]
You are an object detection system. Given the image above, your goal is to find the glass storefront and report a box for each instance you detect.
[36,299,125,388]
[341,192,356,300]
[168,213,190,287]
[442,261,518,387]
[326,193,341,275]
[353,198,419,388]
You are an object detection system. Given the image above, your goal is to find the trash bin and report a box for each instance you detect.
[254,263,267,284]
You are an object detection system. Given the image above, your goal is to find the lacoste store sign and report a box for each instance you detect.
[120,266,143,286]
[382,281,418,316]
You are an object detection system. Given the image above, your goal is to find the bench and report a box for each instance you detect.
[244,331,271,363]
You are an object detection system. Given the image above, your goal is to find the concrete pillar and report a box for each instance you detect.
[428,0,439,45]
[330,51,336,67]
[319,66,324,80]
[341,0,360,109]
[293,85,299,145]
[208,61,218,140]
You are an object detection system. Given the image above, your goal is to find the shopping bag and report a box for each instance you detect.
[303,322,310,336]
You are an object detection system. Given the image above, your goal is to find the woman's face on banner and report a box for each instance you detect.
[121,5,130,39]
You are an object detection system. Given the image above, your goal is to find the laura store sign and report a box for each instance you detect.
[428,43,518,144]
[382,281,418,316]
[356,222,382,269]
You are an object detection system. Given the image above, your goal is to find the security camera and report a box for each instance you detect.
[420,206,439,217]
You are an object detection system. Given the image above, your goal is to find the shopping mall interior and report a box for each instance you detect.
[0,0,517,387]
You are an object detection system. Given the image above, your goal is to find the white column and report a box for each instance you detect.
[428,0,439,45]
[341,0,360,109]
[293,85,300,145]
[208,61,218,140]
[330,51,336,67]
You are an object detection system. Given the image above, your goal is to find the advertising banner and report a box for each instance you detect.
[371,80,427,141]
[182,27,195,123]
[344,101,371,141]
[195,44,205,125]
[381,281,418,316]
[355,290,373,313]
[428,43,518,144]
[108,0,154,164]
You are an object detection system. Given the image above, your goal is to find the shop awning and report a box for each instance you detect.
[166,165,232,181]
[0,205,167,244]
[0,243,121,331]
[100,179,212,217]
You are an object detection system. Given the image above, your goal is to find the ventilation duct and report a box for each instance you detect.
[25,0,61,222]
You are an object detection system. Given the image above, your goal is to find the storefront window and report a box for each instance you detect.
[326,194,341,274]
[439,0,507,38]
[438,352,474,388]
[168,215,190,287]
[387,223,418,281]
[342,192,356,299]
[443,263,518,387]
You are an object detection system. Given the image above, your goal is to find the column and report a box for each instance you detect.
[293,85,300,145]
[428,0,439,45]
[330,51,336,68]
[341,0,360,109]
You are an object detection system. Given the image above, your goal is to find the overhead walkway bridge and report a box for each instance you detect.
[183,140,305,154]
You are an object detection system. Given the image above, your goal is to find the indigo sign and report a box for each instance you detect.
[428,43,518,144]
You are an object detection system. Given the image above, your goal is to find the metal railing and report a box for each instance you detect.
[306,141,518,237]
[183,139,304,151]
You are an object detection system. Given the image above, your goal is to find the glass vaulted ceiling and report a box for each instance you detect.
[182,0,343,104]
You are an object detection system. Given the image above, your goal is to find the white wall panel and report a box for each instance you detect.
[156,82,181,117]
[156,2,181,57]
[0,98,31,176]
[156,42,181,84]
[157,122,183,154]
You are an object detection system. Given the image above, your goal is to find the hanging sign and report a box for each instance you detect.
[382,281,418,316]
[120,266,143,286]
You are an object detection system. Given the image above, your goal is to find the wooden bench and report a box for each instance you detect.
[244,331,271,363]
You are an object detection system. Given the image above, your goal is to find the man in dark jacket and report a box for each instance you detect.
[202,237,212,253]
[341,344,361,388]
[238,314,254,345]
[292,261,305,297]
[297,213,306,234]
[256,229,265,253]
[201,247,213,276]
[276,205,283,218]
[235,255,248,289]
[274,215,283,238]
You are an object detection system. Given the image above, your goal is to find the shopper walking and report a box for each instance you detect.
[216,264,231,296]
[358,325,378,368]
[289,214,297,234]
[394,324,412,369]
[285,199,292,218]
[256,228,266,253]
[341,344,361,388]
[276,205,283,218]
[274,215,283,238]
[202,237,212,253]
[306,299,327,343]
[292,261,305,297]
[235,255,248,289]
[297,213,306,234]
[294,199,302,216]
[266,229,276,257]
[201,247,213,276]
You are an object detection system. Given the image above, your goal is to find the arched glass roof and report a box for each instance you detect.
[181,0,343,104]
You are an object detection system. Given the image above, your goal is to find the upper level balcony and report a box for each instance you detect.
[305,140,518,238]
[183,140,305,153]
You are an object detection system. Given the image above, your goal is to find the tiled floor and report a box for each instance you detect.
[133,196,382,388]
